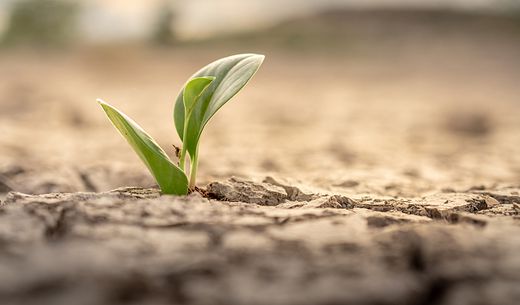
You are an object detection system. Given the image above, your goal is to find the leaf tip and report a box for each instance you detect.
[251,53,265,64]
[97,99,117,114]
[97,98,109,108]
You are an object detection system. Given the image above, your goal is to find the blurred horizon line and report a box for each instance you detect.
[0,0,519,45]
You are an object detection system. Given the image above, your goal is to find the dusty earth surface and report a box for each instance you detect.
[1,12,520,305]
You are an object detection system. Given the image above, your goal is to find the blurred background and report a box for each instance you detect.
[0,0,519,196]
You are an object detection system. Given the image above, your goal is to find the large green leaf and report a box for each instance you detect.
[174,54,264,159]
[98,99,188,195]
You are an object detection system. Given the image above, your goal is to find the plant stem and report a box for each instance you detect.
[179,146,187,171]
[179,115,190,172]
[189,148,198,189]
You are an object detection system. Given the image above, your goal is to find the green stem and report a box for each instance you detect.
[179,146,187,171]
[189,148,198,189]
[179,115,190,172]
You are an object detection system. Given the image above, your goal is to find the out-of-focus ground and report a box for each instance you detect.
[1,10,519,196]
[1,9,520,305]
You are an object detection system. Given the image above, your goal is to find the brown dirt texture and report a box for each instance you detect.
[1,12,520,305]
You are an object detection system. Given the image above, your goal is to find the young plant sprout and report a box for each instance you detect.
[98,54,264,195]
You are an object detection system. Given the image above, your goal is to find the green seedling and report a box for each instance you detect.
[98,54,264,195]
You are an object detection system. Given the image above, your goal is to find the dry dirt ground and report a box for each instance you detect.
[1,14,520,305]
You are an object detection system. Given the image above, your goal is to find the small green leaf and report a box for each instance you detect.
[98,99,188,195]
[183,76,215,118]
[174,54,264,160]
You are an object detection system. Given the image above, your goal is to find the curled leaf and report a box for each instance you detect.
[174,54,265,159]
[183,76,215,120]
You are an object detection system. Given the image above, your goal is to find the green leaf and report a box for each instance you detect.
[183,76,215,119]
[174,54,264,159]
[98,99,188,195]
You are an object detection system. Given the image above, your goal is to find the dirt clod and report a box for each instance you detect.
[206,177,288,205]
